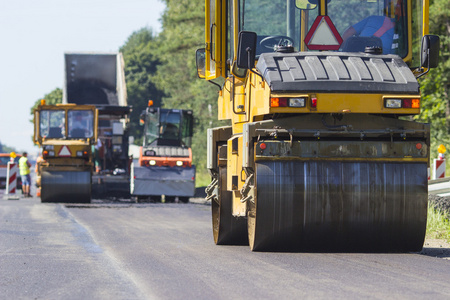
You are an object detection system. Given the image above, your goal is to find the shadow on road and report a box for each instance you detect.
[194,186,207,198]
[420,248,450,259]
[420,239,450,260]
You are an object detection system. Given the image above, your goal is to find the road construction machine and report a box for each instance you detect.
[197,0,439,251]
[131,102,195,203]
[34,101,98,203]
[63,52,131,197]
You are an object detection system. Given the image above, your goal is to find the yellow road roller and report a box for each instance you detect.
[34,101,98,203]
[197,0,439,251]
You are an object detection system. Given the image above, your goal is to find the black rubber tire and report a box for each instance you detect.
[212,166,248,245]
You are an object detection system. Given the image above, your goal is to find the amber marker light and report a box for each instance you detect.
[271,97,287,107]
[271,98,279,107]
[402,99,420,108]
[411,99,420,108]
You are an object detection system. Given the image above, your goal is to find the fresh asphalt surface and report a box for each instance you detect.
[1,194,450,299]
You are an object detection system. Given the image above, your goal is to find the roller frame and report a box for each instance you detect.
[131,165,196,198]
[242,114,430,252]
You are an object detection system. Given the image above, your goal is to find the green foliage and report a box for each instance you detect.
[120,27,165,146]
[155,0,205,110]
[243,0,289,34]
[429,0,450,49]
[196,170,212,188]
[417,67,450,160]
[426,204,450,242]
[417,0,450,160]
[156,0,226,177]
[30,88,63,118]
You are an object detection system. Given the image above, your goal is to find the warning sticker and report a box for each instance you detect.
[58,146,72,157]
[304,16,343,50]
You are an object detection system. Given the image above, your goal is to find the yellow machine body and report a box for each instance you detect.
[34,103,98,203]
[200,0,439,251]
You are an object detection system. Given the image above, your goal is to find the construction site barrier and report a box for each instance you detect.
[433,158,446,180]
[4,162,19,200]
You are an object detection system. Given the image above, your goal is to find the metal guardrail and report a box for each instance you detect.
[428,177,450,196]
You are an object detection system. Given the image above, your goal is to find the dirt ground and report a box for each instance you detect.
[421,238,450,260]
[423,194,450,259]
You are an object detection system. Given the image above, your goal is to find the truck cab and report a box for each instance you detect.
[140,106,194,168]
[131,103,195,203]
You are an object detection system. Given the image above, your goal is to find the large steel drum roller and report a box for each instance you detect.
[41,170,91,203]
[248,160,428,252]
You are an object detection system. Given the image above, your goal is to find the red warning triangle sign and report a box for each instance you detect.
[304,16,343,50]
[58,145,72,157]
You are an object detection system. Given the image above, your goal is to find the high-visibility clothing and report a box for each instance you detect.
[19,156,30,175]
[352,16,395,54]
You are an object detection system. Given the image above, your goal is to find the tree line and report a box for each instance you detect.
[30,0,450,182]
[417,0,450,159]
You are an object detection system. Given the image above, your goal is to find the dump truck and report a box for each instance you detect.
[131,102,195,203]
[33,101,98,203]
[197,0,439,251]
[63,52,131,197]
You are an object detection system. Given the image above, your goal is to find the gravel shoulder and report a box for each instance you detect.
[424,193,450,259]
[422,238,450,259]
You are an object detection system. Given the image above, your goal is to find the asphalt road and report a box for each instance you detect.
[2,196,450,300]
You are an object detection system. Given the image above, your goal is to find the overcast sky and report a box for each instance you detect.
[0,0,165,154]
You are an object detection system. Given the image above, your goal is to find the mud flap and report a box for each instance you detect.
[131,165,195,197]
